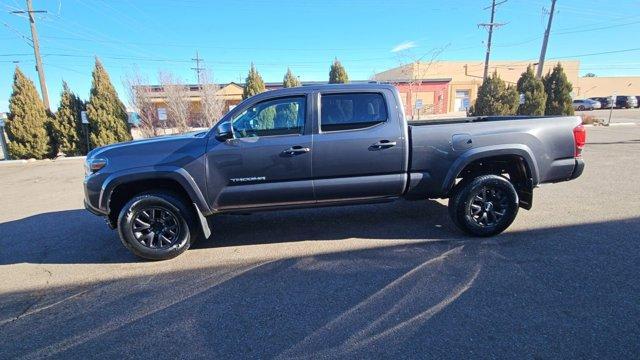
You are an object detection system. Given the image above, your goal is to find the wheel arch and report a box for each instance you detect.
[100,167,211,229]
[443,145,539,209]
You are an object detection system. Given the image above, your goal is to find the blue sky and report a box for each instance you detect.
[2,0,640,112]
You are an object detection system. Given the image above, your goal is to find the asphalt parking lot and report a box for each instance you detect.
[1,124,639,359]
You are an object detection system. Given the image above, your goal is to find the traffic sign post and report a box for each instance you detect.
[158,108,168,134]
[607,93,616,126]
[81,111,91,151]
[414,99,423,120]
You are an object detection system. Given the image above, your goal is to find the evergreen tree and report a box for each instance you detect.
[5,67,51,159]
[51,81,86,156]
[516,65,547,116]
[283,68,301,88]
[470,72,518,116]
[243,63,265,99]
[329,58,349,84]
[86,58,131,148]
[544,63,574,116]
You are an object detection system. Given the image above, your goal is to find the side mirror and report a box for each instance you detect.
[215,121,234,141]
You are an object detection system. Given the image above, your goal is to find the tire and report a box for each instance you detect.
[117,192,199,260]
[448,175,519,237]
[577,105,585,111]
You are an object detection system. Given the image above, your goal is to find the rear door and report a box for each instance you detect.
[312,89,407,201]
[206,94,314,210]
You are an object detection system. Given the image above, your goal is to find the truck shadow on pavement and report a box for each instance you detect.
[0,199,457,265]
[0,217,638,359]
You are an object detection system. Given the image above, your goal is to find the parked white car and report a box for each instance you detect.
[572,99,601,111]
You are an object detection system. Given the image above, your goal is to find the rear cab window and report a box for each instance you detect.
[320,92,388,132]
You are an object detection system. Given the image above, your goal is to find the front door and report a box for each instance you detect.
[206,95,313,210]
[312,90,407,201]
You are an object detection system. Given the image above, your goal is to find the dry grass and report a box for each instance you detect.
[581,114,603,125]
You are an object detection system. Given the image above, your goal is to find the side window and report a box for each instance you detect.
[320,93,388,132]
[231,96,305,138]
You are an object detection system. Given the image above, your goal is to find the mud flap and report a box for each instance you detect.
[193,203,211,238]
[517,178,534,210]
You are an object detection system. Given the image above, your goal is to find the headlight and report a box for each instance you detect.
[86,158,108,174]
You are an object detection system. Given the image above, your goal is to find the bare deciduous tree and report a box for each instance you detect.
[123,67,158,138]
[197,69,226,128]
[393,44,449,119]
[158,71,191,134]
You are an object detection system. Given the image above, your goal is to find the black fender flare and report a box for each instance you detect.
[99,166,212,237]
[441,144,540,195]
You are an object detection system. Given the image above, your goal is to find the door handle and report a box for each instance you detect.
[371,140,397,149]
[282,145,310,156]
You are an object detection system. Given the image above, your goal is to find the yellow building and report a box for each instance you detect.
[137,82,244,122]
[375,60,581,113]
[575,76,640,98]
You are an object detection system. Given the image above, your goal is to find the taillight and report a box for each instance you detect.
[573,124,586,158]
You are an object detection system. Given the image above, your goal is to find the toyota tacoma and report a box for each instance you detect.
[84,84,585,260]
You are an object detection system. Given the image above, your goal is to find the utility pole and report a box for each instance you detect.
[536,0,557,78]
[479,0,507,80]
[191,51,204,85]
[12,0,50,110]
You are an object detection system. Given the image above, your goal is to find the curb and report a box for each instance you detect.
[0,159,28,166]
[54,156,86,161]
[0,156,85,166]
[584,122,637,127]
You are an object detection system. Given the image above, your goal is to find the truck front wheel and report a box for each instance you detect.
[448,175,519,237]
[117,192,198,260]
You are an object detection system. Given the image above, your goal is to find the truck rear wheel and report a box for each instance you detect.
[117,192,198,260]
[448,175,519,237]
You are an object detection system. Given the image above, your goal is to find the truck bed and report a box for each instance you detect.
[407,115,582,198]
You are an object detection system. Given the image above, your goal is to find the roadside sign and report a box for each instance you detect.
[81,111,89,124]
[519,93,525,105]
[415,99,423,110]
[157,108,167,121]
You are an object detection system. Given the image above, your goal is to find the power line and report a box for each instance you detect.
[11,0,50,110]
[191,50,204,84]
[479,0,507,80]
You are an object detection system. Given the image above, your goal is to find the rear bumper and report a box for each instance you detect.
[570,158,585,180]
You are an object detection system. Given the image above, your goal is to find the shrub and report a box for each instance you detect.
[87,58,132,148]
[51,81,86,156]
[470,72,518,116]
[5,67,51,159]
[243,63,265,99]
[329,58,349,84]
[517,65,546,116]
[544,63,574,116]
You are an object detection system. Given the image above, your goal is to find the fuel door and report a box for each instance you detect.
[451,133,473,151]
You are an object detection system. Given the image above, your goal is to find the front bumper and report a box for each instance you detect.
[84,199,106,216]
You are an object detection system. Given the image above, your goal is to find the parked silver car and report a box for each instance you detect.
[572,99,601,111]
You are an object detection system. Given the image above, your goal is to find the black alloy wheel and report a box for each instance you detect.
[468,186,509,227]
[117,192,200,260]
[449,174,519,237]
[132,207,181,249]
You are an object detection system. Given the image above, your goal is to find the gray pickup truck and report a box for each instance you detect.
[84,84,585,260]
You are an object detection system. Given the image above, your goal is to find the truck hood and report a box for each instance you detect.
[87,131,208,159]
